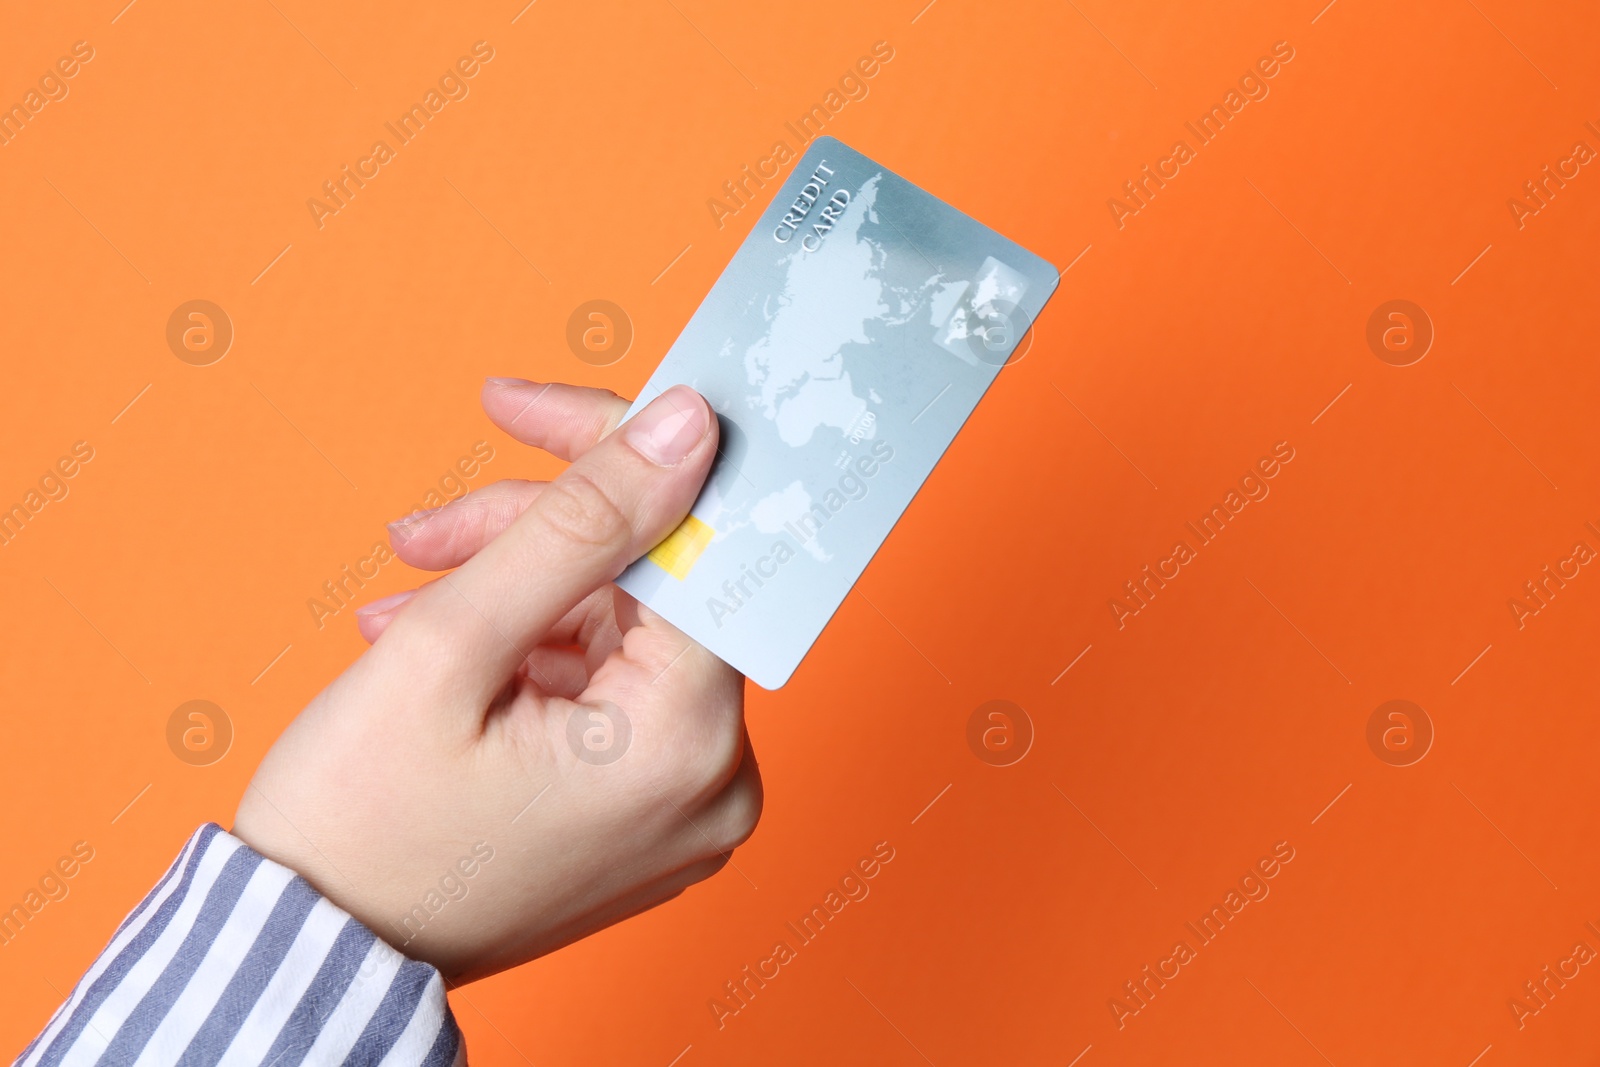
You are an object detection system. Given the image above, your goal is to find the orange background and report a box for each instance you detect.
[3,0,1599,1062]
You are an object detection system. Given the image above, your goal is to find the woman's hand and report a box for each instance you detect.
[234,380,760,983]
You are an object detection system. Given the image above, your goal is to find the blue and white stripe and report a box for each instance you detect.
[15,825,461,1067]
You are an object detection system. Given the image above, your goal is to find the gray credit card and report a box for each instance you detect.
[616,135,1059,688]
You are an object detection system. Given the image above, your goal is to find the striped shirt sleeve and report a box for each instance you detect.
[14,824,463,1067]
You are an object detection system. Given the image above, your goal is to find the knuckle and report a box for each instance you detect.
[711,780,763,853]
[656,733,753,848]
[679,721,746,800]
[682,744,761,855]
[536,471,633,553]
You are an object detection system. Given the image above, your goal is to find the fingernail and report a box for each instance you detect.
[356,589,417,617]
[486,376,536,387]
[387,506,441,544]
[626,386,710,466]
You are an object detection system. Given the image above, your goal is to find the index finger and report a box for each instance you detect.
[482,379,631,462]
[380,385,718,706]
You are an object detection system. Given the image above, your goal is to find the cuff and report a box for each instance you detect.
[17,823,462,1067]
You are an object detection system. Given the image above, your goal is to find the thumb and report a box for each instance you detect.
[382,385,717,703]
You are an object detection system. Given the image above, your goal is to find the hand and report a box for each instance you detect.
[234,381,761,983]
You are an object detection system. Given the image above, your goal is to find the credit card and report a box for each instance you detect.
[616,135,1059,688]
